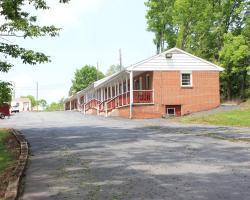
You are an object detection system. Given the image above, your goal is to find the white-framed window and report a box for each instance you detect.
[181,71,192,87]
[167,108,176,116]
[145,74,150,89]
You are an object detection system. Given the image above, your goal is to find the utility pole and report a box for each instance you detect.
[36,82,38,111]
[10,81,15,99]
[119,48,122,71]
[96,62,99,81]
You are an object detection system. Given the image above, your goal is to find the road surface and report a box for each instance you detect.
[1,112,250,200]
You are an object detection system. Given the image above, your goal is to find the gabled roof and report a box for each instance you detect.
[65,48,224,101]
[127,47,224,71]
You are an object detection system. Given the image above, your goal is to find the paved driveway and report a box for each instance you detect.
[1,112,250,200]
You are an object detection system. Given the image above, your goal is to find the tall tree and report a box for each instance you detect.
[69,65,105,95]
[0,81,12,104]
[145,0,250,99]
[145,0,176,53]
[219,33,250,99]
[0,0,70,104]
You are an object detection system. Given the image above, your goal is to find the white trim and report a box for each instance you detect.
[167,107,176,116]
[127,47,224,72]
[180,71,192,87]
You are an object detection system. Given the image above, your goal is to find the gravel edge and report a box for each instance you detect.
[4,129,28,200]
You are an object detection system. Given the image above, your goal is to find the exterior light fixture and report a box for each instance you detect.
[165,53,173,59]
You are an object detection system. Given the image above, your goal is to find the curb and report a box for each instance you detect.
[4,130,29,200]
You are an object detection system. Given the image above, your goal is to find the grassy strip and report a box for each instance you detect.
[0,129,15,173]
[181,107,250,127]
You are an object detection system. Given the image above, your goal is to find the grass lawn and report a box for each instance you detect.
[181,102,250,127]
[0,129,20,197]
[0,129,15,173]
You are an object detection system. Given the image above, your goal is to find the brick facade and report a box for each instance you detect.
[117,71,220,119]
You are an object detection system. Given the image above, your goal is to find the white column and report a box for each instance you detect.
[110,85,113,98]
[70,100,72,111]
[126,76,128,105]
[77,95,80,111]
[101,88,103,102]
[117,81,120,106]
[129,71,133,119]
[115,82,117,97]
[121,78,124,106]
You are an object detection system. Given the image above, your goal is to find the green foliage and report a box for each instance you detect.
[38,99,47,109]
[45,101,64,112]
[0,81,12,105]
[0,0,70,106]
[145,0,250,99]
[219,33,250,99]
[0,129,14,173]
[106,64,124,76]
[181,107,250,128]
[69,65,105,95]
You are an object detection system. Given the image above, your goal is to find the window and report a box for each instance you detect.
[145,74,150,89]
[134,79,139,90]
[139,77,143,90]
[167,108,175,116]
[181,72,192,87]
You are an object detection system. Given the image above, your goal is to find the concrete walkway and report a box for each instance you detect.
[1,112,250,200]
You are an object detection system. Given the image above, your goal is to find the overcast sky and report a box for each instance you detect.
[1,0,155,103]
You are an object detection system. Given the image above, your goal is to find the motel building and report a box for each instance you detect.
[64,48,223,119]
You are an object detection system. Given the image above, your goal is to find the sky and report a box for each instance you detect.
[1,0,156,104]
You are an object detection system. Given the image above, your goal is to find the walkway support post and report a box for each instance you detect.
[129,70,133,119]
[105,102,108,117]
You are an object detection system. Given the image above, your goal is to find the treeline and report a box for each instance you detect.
[145,0,249,100]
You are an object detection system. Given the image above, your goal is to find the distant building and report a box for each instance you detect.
[11,98,32,112]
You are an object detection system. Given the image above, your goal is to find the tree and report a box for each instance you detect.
[0,81,12,104]
[219,33,250,99]
[106,64,124,76]
[0,0,70,104]
[145,0,250,99]
[38,99,47,109]
[145,0,248,58]
[45,100,64,112]
[69,65,105,95]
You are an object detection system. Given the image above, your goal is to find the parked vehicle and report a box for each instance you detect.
[11,105,20,113]
[0,104,10,119]
[0,112,5,119]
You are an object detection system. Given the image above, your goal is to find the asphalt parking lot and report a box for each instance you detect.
[1,112,250,200]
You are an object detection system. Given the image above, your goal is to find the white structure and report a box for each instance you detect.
[11,98,32,112]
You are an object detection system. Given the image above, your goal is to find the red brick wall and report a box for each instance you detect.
[152,71,220,116]
[118,71,220,118]
[118,105,163,119]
